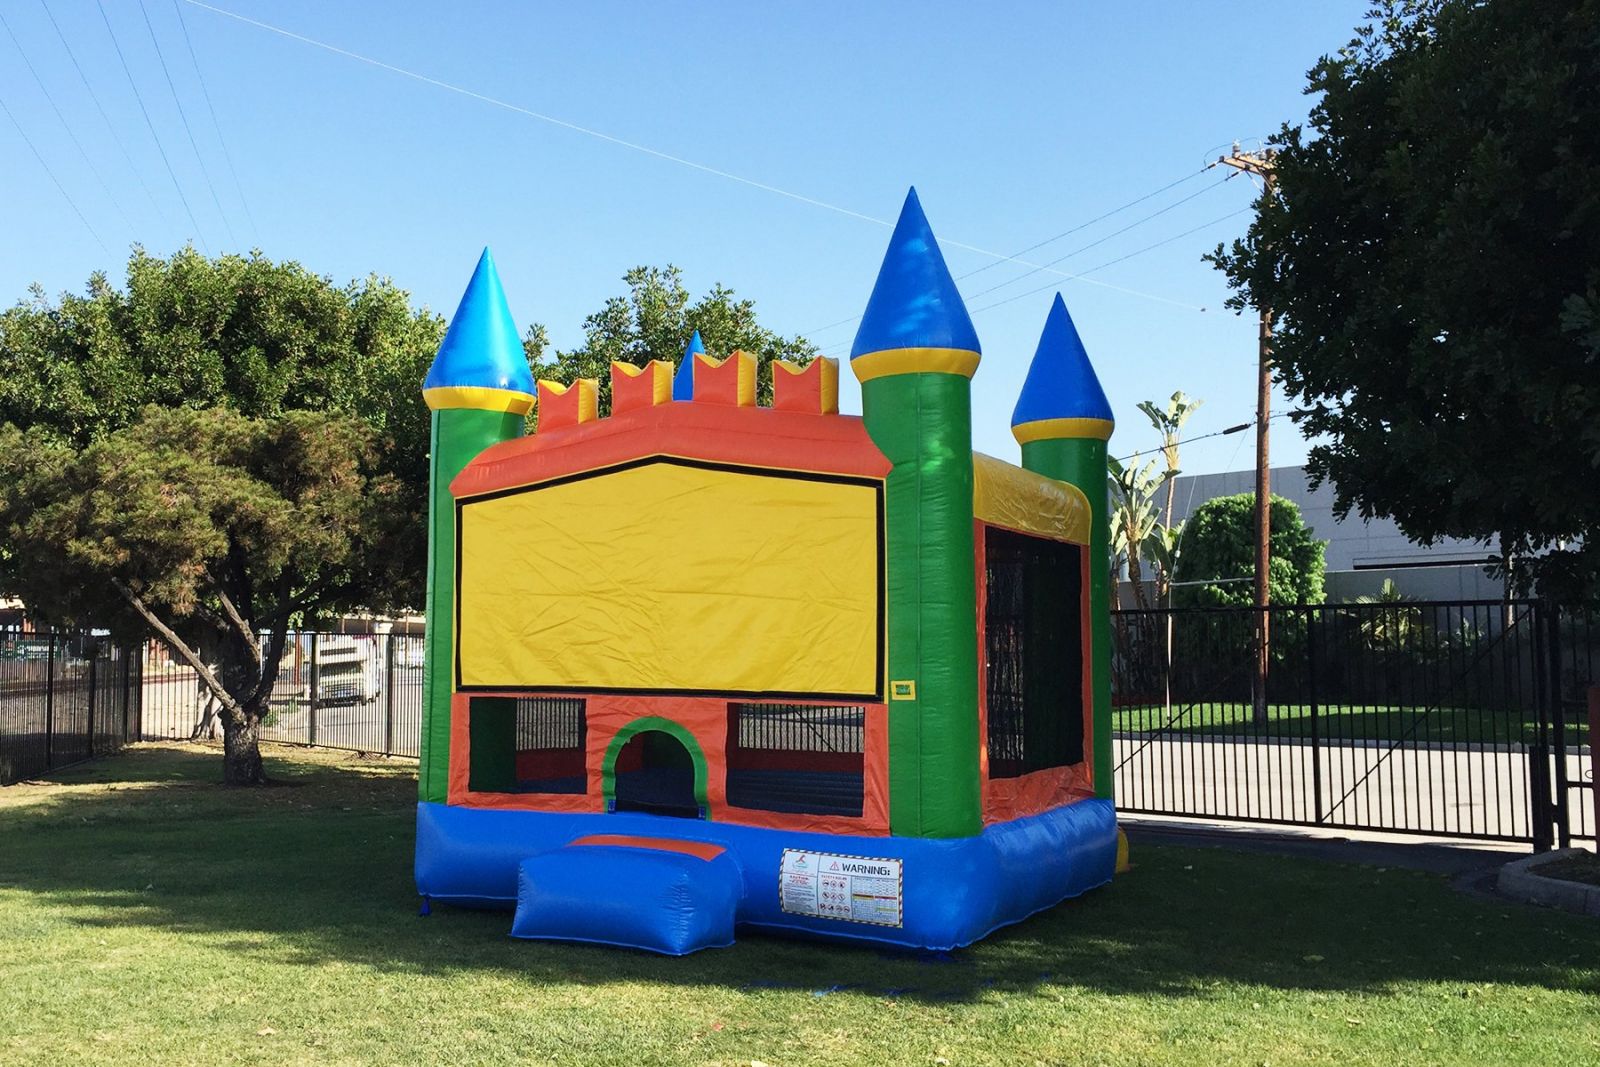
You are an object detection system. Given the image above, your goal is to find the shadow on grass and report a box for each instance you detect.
[1,744,1596,1005]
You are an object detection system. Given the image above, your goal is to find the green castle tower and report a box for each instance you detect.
[850,188,983,839]
[1011,293,1116,799]
[418,248,534,803]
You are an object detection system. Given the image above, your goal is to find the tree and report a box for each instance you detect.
[1176,493,1326,608]
[524,265,817,417]
[0,406,406,783]
[1208,0,1600,600]
[1108,454,1172,611]
[0,247,449,782]
[0,246,446,608]
[1135,391,1203,602]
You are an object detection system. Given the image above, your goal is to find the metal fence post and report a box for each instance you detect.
[384,634,396,756]
[1547,600,1570,849]
[308,632,318,747]
[1529,602,1554,852]
[44,634,56,771]
[86,647,97,758]
[1306,602,1322,825]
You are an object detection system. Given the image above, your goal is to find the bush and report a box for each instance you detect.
[1175,493,1326,607]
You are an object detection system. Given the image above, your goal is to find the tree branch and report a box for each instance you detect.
[112,578,247,722]
[207,569,262,671]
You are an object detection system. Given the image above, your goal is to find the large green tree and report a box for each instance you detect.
[0,407,407,783]
[1176,493,1326,608]
[0,248,446,782]
[524,265,817,416]
[1209,0,1600,599]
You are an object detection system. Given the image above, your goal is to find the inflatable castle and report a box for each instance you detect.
[413,190,1121,953]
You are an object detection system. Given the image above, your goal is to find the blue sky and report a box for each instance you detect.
[1,1,1364,474]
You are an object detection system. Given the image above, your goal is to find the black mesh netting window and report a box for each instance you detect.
[470,696,587,794]
[725,703,865,817]
[984,526,1085,778]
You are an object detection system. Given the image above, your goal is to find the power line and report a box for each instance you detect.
[0,94,110,253]
[170,0,257,244]
[136,0,236,247]
[803,167,1220,340]
[958,168,1211,282]
[968,206,1251,315]
[96,0,210,253]
[180,0,1206,313]
[1115,412,1288,464]
[37,0,170,224]
[963,175,1233,302]
[0,8,136,231]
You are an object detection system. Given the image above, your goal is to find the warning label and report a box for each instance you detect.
[779,849,903,927]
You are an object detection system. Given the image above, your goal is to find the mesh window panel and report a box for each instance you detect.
[514,697,586,793]
[725,702,865,817]
[984,527,1085,778]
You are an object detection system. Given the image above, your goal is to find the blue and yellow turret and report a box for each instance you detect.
[850,187,983,838]
[1012,293,1115,798]
[419,248,532,804]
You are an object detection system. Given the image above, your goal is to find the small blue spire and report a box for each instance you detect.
[423,248,534,396]
[1011,294,1113,428]
[850,188,981,360]
[672,330,705,401]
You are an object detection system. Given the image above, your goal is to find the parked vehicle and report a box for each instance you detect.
[308,636,383,708]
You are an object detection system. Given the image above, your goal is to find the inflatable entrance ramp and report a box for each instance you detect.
[510,836,743,955]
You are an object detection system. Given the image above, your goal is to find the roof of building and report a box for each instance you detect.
[850,188,981,361]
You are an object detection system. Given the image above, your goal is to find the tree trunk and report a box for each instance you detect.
[221,712,267,785]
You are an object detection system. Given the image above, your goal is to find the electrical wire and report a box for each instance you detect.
[96,0,210,252]
[802,166,1221,340]
[38,0,170,224]
[1115,412,1289,464]
[962,175,1233,302]
[968,206,1251,315]
[0,9,135,230]
[179,0,1207,313]
[0,93,109,253]
[170,0,257,244]
[136,0,236,247]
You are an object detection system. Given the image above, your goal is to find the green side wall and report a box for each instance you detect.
[1021,436,1113,800]
[861,371,981,838]
[419,407,526,803]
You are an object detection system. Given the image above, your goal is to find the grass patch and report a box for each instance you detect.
[1,742,1597,1066]
[1112,703,1588,746]
[1534,853,1600,888]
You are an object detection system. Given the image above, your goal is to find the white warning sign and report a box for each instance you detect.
[779,849,903,927]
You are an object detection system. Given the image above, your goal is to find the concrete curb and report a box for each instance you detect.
[1496,848,1600,917]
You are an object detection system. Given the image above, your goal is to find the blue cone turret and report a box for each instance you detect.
[1011,293,1114,444]
[850,188,981,382]
[672,330,706,401]
[423,248,535,414]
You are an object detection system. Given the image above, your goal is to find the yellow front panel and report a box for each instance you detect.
[457,461,882,697]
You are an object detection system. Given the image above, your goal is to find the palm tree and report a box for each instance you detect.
[1135,392,1202,602]
[1108,454,1171,611]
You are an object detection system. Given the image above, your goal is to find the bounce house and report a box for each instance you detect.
[413,190,1121,954]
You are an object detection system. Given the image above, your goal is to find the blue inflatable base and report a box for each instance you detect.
[416,799,1117,952]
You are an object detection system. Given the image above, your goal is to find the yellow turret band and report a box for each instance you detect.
[1012,417,1115,444]
[423,386,536,415]
[851,346,981,383]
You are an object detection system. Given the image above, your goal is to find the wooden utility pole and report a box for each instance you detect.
[1216,146,1277,724]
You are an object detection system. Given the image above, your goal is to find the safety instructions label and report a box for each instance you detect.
[779,849,903,927]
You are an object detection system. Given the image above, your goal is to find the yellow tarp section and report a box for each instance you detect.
[972,452,1091,544]
[457,461,882,697]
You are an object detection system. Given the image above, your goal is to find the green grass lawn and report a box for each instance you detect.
[1112,703,1591,746]
[1,744,1597,1066]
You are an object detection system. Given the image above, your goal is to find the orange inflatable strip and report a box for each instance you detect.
[451,400,890,499]
[570,834,726,861]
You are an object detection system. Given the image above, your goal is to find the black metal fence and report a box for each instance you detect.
[0,627,141,784]
[1111,599,1597,847]
[138,631,427,757]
